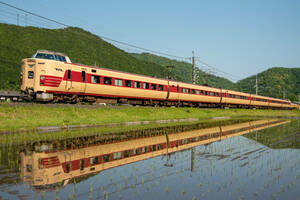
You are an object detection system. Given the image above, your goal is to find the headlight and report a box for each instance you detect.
[40,76,45,80]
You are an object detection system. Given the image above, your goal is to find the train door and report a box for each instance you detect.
[80,69,87,93]
[65,69,72,92]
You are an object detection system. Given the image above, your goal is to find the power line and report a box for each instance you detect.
[195,58,242,81]
[0,1,68,27]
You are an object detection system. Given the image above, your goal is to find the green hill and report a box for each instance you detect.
[236,67,300,101]
[131,53,237,90]
[0,23,171,90]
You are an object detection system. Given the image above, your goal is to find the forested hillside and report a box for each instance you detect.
[0,23,169,90]
[236,67,300,101]
[131,53,237,90]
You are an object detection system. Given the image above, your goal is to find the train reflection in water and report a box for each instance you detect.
[20,119,290,189]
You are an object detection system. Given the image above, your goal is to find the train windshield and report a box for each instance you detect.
[33,53,66,62]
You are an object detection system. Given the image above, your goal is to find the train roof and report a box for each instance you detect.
[34,50,68,57]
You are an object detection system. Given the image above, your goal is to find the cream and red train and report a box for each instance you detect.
[20,119,289,188]
[20,50,292,109]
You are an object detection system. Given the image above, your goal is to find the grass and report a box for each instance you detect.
[0,102,299,131]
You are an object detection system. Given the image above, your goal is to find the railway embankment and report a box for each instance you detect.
[0,102,299,132]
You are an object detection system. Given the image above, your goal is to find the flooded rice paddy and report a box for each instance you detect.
[0,119,299,199]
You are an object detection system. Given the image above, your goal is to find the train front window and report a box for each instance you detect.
[35,53,55,60]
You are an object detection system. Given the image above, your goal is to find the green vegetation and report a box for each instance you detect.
[0,103,299,132]
[237,67,300,101]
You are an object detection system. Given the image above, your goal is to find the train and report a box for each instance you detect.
[20,50,295,109]
[20,119,289,188]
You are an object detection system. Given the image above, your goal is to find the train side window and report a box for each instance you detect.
[115,79,123,86]
[230,94,233,98]
[205,91,208,95]
[90,156,99,165]
[209,92,213,96]
[151,145,156,151]
[81,71,86,82]
[91,75,101,84]
[104,77,112,85]
[143,82,150,89]
[196,90,200,95]
[28,71,34,79]
[67,70,71,80]
[216,93,219,97]
[103,154,111,163]
[151,84,157,90]
[192,89,195,94]
[201,90,204,95]
[158,144,163,150]
[142,147,147,153]
[125,80,132,87]
[134,81,141,88]
[187,88,190,94]
[182,88,186,93]
[134,148,140,155]
[113,152,122,160]
[124,150,131,158]
[158,85,164,91]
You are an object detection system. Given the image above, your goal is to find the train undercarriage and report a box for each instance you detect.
[23,91,291,110]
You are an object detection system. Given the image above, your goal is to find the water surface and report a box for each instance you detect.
[0,119,299,200]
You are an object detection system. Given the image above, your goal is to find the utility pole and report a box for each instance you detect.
[255,74,258,95]
[191,148,195,172]
[192,51,196,84]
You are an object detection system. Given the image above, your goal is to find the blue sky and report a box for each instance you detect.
[1,0,300,81]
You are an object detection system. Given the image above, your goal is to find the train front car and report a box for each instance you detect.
[20,50,71,102]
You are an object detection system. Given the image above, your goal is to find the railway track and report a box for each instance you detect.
[0,91,22,102]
